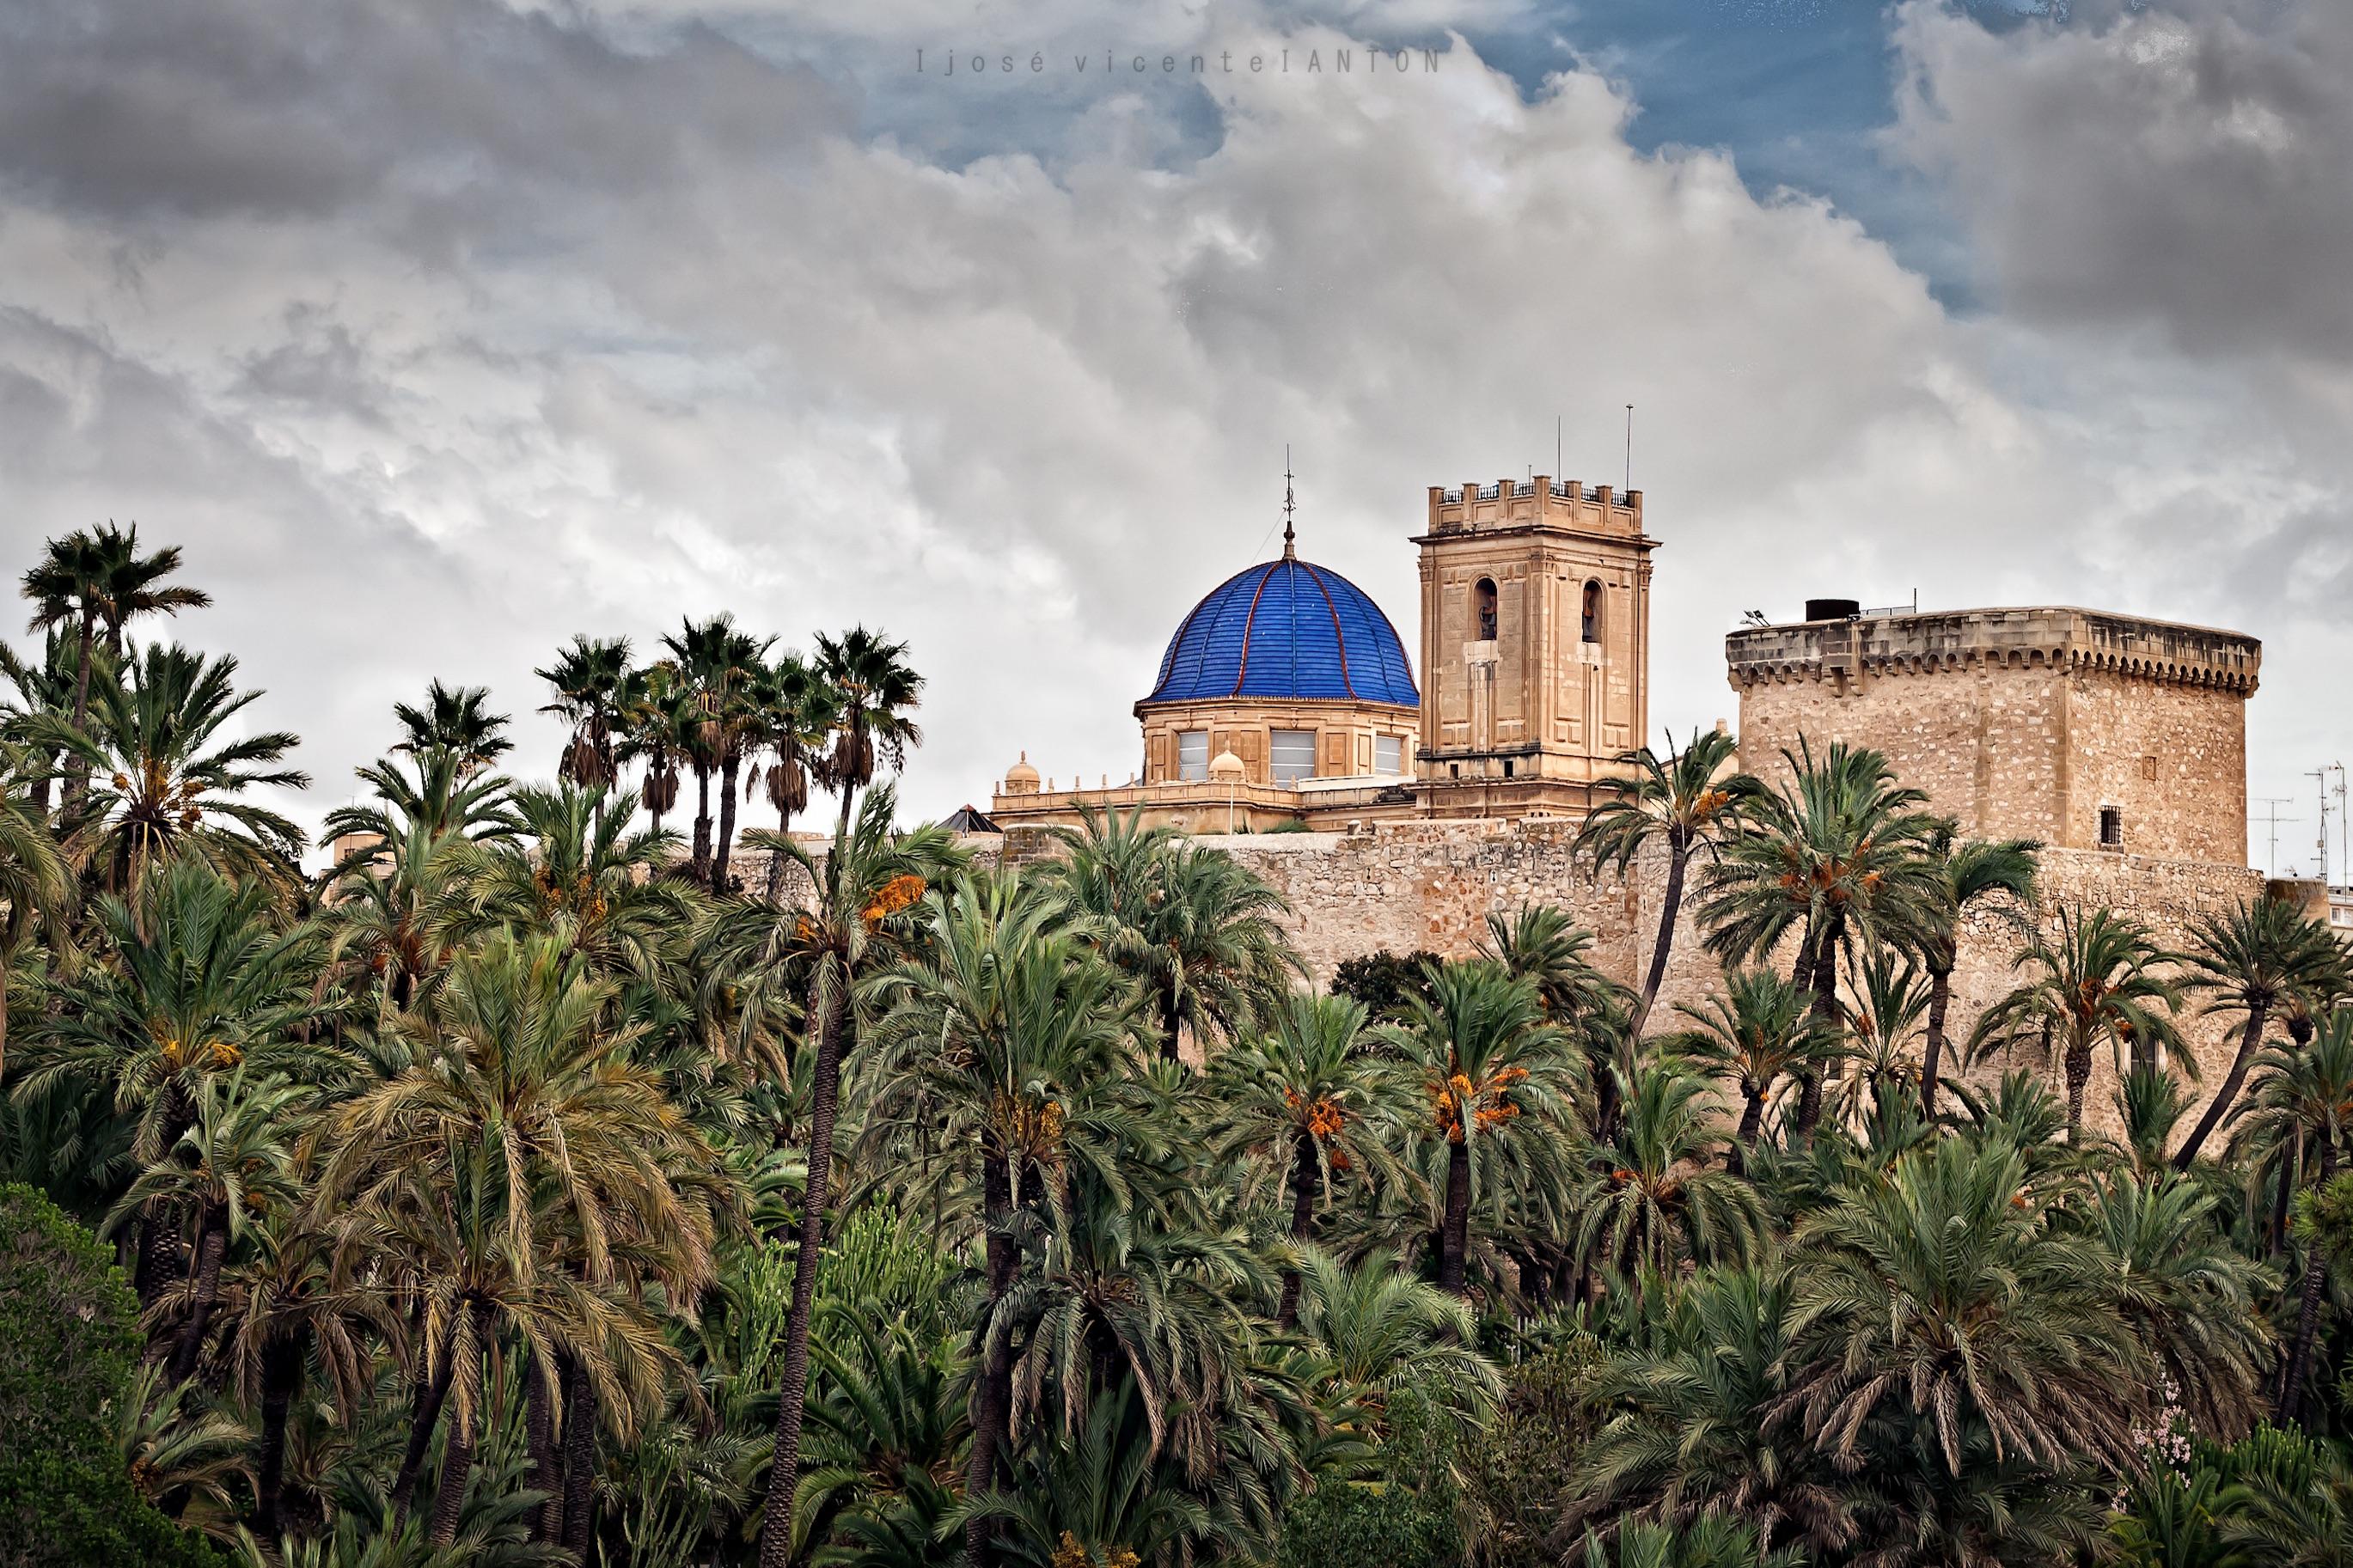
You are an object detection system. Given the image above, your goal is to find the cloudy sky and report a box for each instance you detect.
[3,0,2349,875]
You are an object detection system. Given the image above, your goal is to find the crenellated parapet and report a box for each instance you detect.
[1424,475,1645,540]
[1725,606,2260,694]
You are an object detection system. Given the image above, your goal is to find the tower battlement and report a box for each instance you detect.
[1727,606,2260,693]
[1426,477,1644,538]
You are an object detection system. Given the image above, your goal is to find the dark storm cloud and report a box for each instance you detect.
[1893,0,2353,363]
[0,0,851,225]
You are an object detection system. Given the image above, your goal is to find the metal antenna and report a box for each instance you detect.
[2252,797,2297,880]
[1555,413,1562,479]
[1623,405,1634,491]
[1281,445,1297,560]
[2335,763,2348,886]
[2312,768,2335,888]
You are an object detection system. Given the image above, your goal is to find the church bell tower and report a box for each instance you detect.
[1412,476,1654,818]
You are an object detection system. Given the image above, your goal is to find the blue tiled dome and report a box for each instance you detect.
[1145,556,1419,707]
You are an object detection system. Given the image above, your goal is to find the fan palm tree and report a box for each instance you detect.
[752,651,839,905]
[32,643,308,895]
[618,660,695,842]
[1698,740,1941,1133]
[1671,968,1840,1153]
[21,522,211,804]
[536,635,633,790]
[0,762,73,1077]
[1779,1136,2150,1478]
[737,786,958,1568]
[1382,960,1579,1296]
[308,933,724,1545]
[2171,894,2346,1168]
[1574,727,1760,1033]
[1906,825,2038,1116]
[811,626,924,845]
[391,680,513,776]
[1570,1059,1764,1284]
[1970,904,2185,1138]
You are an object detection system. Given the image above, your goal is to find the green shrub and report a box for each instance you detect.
[0,1182,228,1568]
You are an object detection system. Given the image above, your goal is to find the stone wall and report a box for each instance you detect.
[1215,820,2264,1137]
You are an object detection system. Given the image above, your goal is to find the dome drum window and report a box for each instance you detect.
[1177,731,1209,782]
[1270,729,1317,785]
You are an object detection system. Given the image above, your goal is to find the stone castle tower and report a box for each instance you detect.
[1413,477,1654,817]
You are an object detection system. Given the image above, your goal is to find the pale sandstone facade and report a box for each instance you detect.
[1727,607,2258,863]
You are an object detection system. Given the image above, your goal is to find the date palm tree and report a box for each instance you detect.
[1779,1136,2150,1480]
[1908,825,2039,1116]
[736,786,958,1568]
[1383,960,1580,1296]
[2232,1014,2353,1423]
[0,629,85,812]
[391,680,512,777]
[22,522,211,804]
[1575,727,1760,1033]
[1698,741,1940,1133]
[536,634,633,790]
[1570,1058,1765,1284]
[859,869,1146,1548]
[1288,1245,1502,1419]
[0,760,73,1079]
[32,644,308,896]
[1671,968,1839,1155]
[1970,904,2185,1138]
[2170,894,2346,1169]
[308,933,724,1545]
[1208,991,1404,1325]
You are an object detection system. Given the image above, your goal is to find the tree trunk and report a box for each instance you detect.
[64,611,94,805]
[391,1327,458,1525]
[132,1206,183,1310]
[691,765,712,879]
[765,805,793,905]
[254,1332,303,1541]
[428,1408,476,1548]
[1438,1138,1471,1296]
[525,1349,557,1544]
[755,973,849,1568]
[2173,1002,2269,1170]
[1921,965,1953,1118]
[1157,980,1183,1066]
[1277,1129,1319,1328]
[559,1357,598,1559]
[1794,912,1842,1138]
[1632,844,1688,1036]
[713,751,742,896]
[963,1147,1018,1566]
[166,1203,228,1382]
[2065,1032,2092,1138]
[2270,1132,2302,1259]
[2278,1140,2339,1425]
[1735,1089,1764,1151]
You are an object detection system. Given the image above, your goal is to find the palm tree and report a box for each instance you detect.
[1671,968,1838,1153]
[0,628,89,812]
[810,626,925,846]
[738,786,957,1568]
[1383,960,1579,1296]
[1834,946,1932,1131]
[2073,1169,2270,1437]
[1050,811,1296,1065]
[1698,740,1941,1133]
[21,522,210,804]
[390,680,513,776]
[1907,825,2038,1116]
[31,643,309,895]
[2170,894,2346,1168]
[308,933,723,1546]
[1207,991,1403,1324]
[859,869,1144,1548]
[102,1069,309,1382]
[0,761,73,1077]
[1570,1059,1764,1284]
[1289,1246,1502,1419]
[618,659,694,841]
[1779,1136,2151,1479]
[1574,727,1760,1033]
[751,651,837,905]
[16,855,342,1304]
[2234,1013,2353,1423]
[1970,904,2185,1138]
[536,635,633,789]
